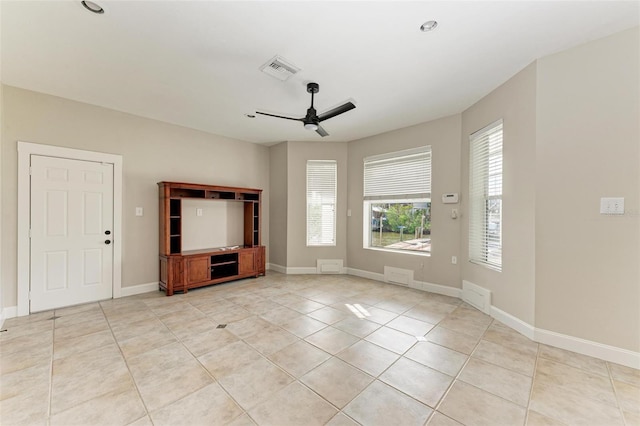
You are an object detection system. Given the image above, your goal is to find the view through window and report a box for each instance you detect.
[363,146,431,254]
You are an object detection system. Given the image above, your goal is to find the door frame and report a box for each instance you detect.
[17,141,123,316]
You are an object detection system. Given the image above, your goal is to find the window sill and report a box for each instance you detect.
[364,247,431,257]
[469,259,502,272]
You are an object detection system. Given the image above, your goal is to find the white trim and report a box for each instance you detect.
[1,306,18,327]
[413,279,463,298]
[286,267,317,275]
[267,263,286,274]
[345,267,384,282]
[456,277,640,369]
[490,305,535,340]
[120,282,159,297]
[535,327,640,370]
[17,141,123,316]
[346,267,463,299]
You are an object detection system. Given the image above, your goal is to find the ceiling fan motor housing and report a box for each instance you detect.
[306,82,319,94]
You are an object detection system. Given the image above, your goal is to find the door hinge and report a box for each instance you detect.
[28,291,32,300]
[29,229,32,238]
[29,167,32,175]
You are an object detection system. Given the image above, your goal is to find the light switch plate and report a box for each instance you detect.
[196,208,203,217]
[600,197,624,215]
[135,207,143,216]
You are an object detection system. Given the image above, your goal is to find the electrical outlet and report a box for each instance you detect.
[451,256,457,264]
[600,197,624,215]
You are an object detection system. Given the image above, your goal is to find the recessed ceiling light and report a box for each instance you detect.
[245,114,256,118]
[420,20,438,32]
[81,1,104,14]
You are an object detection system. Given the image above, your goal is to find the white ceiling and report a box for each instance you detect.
[2,1,638,145]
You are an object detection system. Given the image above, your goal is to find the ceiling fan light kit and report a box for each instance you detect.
[420,20,438,32]
[81,1,104,14]
[256,82,356,137]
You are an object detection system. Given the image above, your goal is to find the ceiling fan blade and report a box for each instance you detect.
[255,111,302,122]
[316,125,329,137]
[317,102,356,122]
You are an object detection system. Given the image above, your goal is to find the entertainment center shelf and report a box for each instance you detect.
[158,181,265,296]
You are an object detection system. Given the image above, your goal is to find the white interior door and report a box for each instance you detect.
[30,155,114,312]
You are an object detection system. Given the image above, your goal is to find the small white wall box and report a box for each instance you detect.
[442,193,459,204]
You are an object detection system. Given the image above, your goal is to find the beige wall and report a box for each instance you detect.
[460,63,537,324]
[285,141,348,268]
[346,114,462,288]
[535,28,639,351]
[268,141,288,267]
[1,85,270,307]
[181,199,244,251]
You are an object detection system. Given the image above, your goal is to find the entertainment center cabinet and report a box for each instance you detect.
[158,181,265,296]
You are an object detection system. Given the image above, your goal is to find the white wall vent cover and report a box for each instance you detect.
[462,280,491,314]
[259,55,300,81]
[317,259,344,274]
[384,266,413,286]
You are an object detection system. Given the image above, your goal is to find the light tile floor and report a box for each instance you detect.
[1,272,638,426]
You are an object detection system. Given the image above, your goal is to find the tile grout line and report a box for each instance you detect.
[99,300,156,425]
[46,315,56,422]
[185,286,308,426]
[431,316,493,418]
[524,339,543,425]
[155,295,251,425]
[606,360,629,426]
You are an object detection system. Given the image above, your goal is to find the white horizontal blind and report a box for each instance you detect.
[307,160,337,246]
[469,120,503,271]
[364,147,431,200]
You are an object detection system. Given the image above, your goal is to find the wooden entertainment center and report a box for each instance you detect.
[158,181,265,296]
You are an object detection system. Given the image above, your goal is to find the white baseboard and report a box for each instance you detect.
[120,282,159,297]
[265,263,318,275]
[0,284,157,322]
[460,280,640,370]
[1,306,18,324]
[490,306,535,340]
[414,280,463,299]
[535,327,640,369]
[267,263,286,274]
[346,267,462,299]
[285,267,318,275]
[346,267,384,282]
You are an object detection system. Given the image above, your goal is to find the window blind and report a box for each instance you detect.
[469,120,503,271]
[364,146,431,200]
[307,160,337,246]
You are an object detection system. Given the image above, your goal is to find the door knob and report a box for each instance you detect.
[105,230,111,235]
[105,240,111,245]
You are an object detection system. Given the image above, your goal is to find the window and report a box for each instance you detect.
[363,147,431,254]
[306,160,337,246]
[469,120,503,270]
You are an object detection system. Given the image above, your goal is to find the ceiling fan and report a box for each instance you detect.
[256,82,355,137]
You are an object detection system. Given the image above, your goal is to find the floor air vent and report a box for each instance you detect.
[384,266,413,286]
[316,259,344,274]
[259,55,300,81]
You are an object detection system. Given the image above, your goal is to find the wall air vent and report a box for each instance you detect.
[259,55,300,81]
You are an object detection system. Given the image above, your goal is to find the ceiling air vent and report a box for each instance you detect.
[259,55,300,81]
